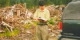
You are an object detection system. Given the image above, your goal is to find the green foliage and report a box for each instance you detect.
[22,21,37,29]
[0,0,72,8]
[32,21,38,26]
[46,0,72,5]
[23,24,32,29]
[5,29,19,36]
[0,0,10,8]
[0,29,19,37]
[48,16,58,25]
[48,17,55,25]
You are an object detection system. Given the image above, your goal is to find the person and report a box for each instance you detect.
[33,0,50,40]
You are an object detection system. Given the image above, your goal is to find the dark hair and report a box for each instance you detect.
[39,0,45,6]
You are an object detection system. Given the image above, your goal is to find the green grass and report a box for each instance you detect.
[0,29,20,37]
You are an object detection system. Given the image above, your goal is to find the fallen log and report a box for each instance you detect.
[1,21,13,32]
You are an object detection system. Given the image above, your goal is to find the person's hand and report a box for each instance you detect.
[43,20,48,23]
[38,18,43,21]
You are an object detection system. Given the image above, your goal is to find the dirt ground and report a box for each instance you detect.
[48,36,58,40]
